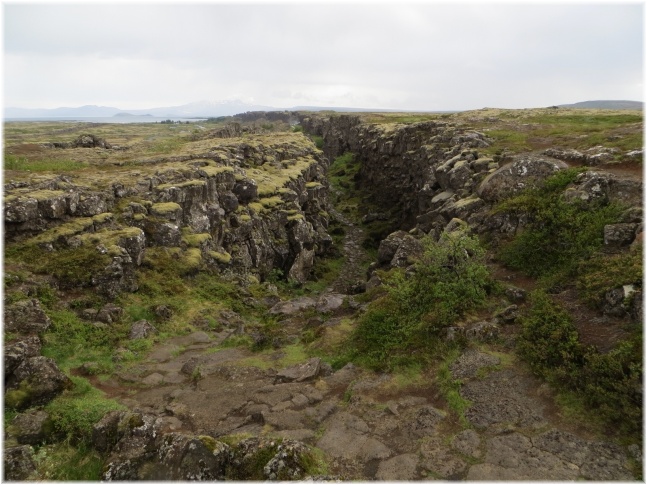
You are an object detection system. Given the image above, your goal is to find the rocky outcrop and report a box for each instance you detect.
[3,298,72,411]
[300,114,492,228]
[5,356,73,410]
[4,299,51,335]
[4,133,333,294]
[94,410,318,481]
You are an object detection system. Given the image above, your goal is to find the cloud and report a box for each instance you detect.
[4,3,643,110]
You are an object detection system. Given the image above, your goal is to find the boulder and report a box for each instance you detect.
[11,409,52,445]
[4,335,42,379]
[275,358,323,384]
[269,297,317,316]
[129,320,157,339]
[263,439,313,480]
[92,411,127,453]
[377,231,408,264]
[390,234,424,268]
[96,303,124,324]
[5,356,73,410]
[153,305,173,320]
[100,413,159,481]
[152,433,230,480]
[603,223,639,247]
[315,293,345,313]
[232,179,258,203]
[493,304,520,324]
[478,156,567,202]
[4,299,51,335]
[93,254,139,300]
[4,445,37,481]
[229,437,312,480]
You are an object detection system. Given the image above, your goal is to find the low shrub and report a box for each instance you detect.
[577,249,643,310]
[517,290,642,440]
[496,168,624,279]
[351,231,490,370]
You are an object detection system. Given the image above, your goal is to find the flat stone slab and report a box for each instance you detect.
[317,412,391,462]
[275,358,322,383]
[375,453,420,480]
[269,296,317,315]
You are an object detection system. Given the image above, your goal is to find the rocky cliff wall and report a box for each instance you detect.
[298,114,494,228]
[298,113,642,244]
[4,133,332,298]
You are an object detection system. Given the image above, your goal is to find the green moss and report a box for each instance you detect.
[91,212,113,224]
[200,165,234,177]
[287,213,305,222]
[25,189,66,201]
[80,227,143,247]
[5,381,33,409]
[183,233,212,247]
[150,202,182,216]
[259,196,284,209]
[248,202,264,213]
[181,248,203,272]
[12,244,111,286]
[306,182,323,188]
[29,217,96,245]
[198,435,219,452]
[210,250,232,264]
[156,179,206,191]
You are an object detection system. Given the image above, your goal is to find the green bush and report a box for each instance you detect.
[351,231,490,370]
[496,168,624,279]
[516,291,585,384]
[577,249,643,310]
[517,290,642,439]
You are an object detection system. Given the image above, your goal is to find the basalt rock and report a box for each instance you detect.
[5,356,73,410]
[4,445,37,481]
[4,335,42,380]
[477,156,568,203]
[4,134,332,294]
[10,409,53,446]
[5,299,51,335]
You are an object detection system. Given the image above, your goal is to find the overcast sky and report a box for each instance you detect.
[3,2,644,111]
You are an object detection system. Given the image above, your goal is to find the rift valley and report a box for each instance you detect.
[3,108,643,480]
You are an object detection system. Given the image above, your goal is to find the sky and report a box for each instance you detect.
[3,1,644,111]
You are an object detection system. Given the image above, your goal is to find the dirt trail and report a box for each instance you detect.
[101,326,638,480]
[96,226,639,479]
[94,164,640,479]
[328,205,367,293]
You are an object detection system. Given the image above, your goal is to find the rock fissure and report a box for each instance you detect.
[4,111,642,480]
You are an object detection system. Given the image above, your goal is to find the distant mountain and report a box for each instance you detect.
[558,100,643,110]
[4,100,279,119]
[5,104,122,118]
[5,100,462,120]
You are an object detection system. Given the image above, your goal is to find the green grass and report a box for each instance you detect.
[437,348,472,427]
[577,249,643,310]
[33,443,105,480]
[480,111,643,157]
[45,376,125,444]
[4,154,86,172]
